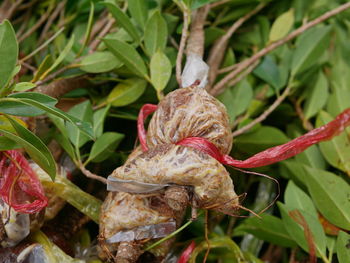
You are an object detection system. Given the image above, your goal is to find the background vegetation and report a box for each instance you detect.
[1,0,350,262]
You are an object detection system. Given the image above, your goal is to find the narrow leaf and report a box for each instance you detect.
[88,132,124,163]
[79,51,122,73]
[0,20,18,89]
[40,35,75,80]
[144,11,168,56]
[104,0,140,42]
[0,118,56,180]
[127,0,148,29]
[104,38,148,78]
[107,78,147,107]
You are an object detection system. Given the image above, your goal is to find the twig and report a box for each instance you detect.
[89,18,115,52]
[18,5,53,43]
[38,0,66,44]
[293,98,314,131]
[78,161,107,184]
[21,62,37,72]
[211,1,350,96]
[176,5,190,87]
[21,27,65,62]
[0,0,23,21]
[203,210,210,263]
[227,59,260,87]
[207,3,266,88]
[232,84,292,137]
[35,65,70,86]
[186,5,210,57]
[210,0,230,9]
[170,36,179,50]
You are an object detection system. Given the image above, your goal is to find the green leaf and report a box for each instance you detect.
[218,79,253,124]
[327,88,350,117]
[0,96,94,139]
[303,71,328,119]
[107,78,147,107]
[285,181,318,218]
[144,11,168,56]
[253,56,281,90]
[0,92,57,116]
[104,38,148,78]
[79,51,123,73]
[280,160,308,189]
[13,82,36,92]
[88,132,124,163]
[303,166,350,230]
[40,35,75,80]
[291,26,331,76]
[0,20,18,89]
[336,231,350,263]
[93,106,110,138]
[104,0,140,42]
[316,111,350,173]
[0,116,56,180]
[66,101,93,148]
[235,126,288,154]
[127,0,148,29]
[32,55,52,82]
[234,214,297,247]
[278,203,327,257]
[269,9,294,42]
[0,136,20,151]
[150,51,172,92]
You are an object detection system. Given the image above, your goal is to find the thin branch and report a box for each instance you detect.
[78,161,107,184]
[38,0,66,44]
[176,6,190,87]
[232,84,292,137]
[21,27,65,62]
[89,18,115,52]
[18,5,53,43]
[0,0,23,21]
[207,3,266,88]
[186,5,210,57]
[210,0,230,9]
[227,59,260,87]
[211,1,350,96]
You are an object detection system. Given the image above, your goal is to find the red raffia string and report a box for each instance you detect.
[138,104,350,169]
[0,150,48,214]
[138,104,158,152]
[178,241,196,263]
[177,108,350,168]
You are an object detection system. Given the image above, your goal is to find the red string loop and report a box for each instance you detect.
[137,104,158,152]
[0,150,48,214]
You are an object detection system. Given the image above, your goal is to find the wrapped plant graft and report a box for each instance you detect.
[99,56,350,262]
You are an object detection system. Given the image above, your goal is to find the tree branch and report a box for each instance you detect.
[206,2,266,88]
[210,1,350,96]
[186,5,210,57]
[176,6,190,87]
[232,84,292,137]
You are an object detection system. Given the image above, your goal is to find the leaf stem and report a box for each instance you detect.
[145,212,203,251]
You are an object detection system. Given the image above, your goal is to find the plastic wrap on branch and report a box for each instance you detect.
[181,53,209,88]
[0,150,48,214]
[0,199,30,248]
